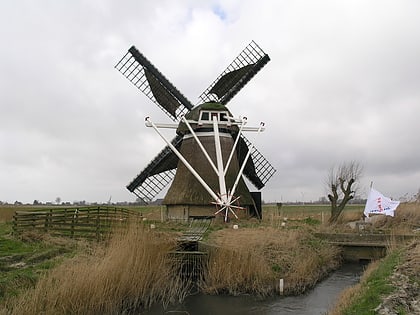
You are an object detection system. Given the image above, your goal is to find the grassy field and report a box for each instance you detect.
[0,203,418,314]
[0,222,83,303]
[0,204,341,313]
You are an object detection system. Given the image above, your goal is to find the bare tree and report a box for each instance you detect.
[326,161,363,223]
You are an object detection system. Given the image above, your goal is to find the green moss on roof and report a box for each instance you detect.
[199,102,227,110]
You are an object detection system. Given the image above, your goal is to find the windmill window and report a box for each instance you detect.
[199,111,230,124]
[200,111,209,121]
[220,112,228,121]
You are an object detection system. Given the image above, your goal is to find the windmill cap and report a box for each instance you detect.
[176,102,238,135]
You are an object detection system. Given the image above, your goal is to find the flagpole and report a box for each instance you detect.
[364,181,374,221]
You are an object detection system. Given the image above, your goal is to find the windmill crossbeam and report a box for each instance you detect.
[145,121,178,129]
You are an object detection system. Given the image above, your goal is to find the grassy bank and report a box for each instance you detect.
[1,223,340,314]
[0,212,340,314]
[1,203,418,314]
[328,241,420,315]
[327,202,420,314]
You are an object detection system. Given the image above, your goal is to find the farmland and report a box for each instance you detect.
[0,203,419,314]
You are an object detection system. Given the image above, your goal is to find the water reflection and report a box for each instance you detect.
[145,263,364,315]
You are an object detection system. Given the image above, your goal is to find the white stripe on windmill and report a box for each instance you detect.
[115,41,276,221]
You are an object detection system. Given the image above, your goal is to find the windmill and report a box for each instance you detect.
[115,41,276,221]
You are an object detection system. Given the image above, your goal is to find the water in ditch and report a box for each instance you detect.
[145,263,364,315]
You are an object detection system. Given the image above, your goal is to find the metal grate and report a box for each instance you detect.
[179,218,212,242]
[115,46,193,121]
[242,135,276,187]
[198,40,270,105]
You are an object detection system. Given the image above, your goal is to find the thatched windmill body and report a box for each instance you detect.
[115,41,276,221]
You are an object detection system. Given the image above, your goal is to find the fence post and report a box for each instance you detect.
[44,209,52,232]
[12,212,17,235]
[71,208,76,238]
[276,202,283,220]
[31,213,36,229]
[96,207,100,241]
[64,208,67,229]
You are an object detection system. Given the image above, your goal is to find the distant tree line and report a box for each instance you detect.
[0,199,146,207]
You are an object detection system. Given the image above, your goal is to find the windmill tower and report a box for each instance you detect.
[115,41,276,221]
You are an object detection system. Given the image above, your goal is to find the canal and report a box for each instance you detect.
[145,263,364,314]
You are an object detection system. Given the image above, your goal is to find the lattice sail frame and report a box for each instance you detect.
[115,47,192,122]
[126,135,183,203]
[241,135,276,187]
[198,40,270,105]
[130,169,176,203]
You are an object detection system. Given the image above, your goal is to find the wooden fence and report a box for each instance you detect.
[13,206,141,240]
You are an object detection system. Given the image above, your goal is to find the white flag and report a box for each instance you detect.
[364,188,400,218]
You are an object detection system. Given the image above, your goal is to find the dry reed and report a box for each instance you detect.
[202,227,341,296]
[3,224,191,315]
[202,246,273,297]
[0,207,15,222]
[373,202,420,231]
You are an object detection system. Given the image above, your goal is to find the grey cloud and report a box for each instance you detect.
[1,1,419,204]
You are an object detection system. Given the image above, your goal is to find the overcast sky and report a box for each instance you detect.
[1,0,419,204]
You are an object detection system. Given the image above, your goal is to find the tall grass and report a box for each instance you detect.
[202,246,273,297]
[202,227,341,296]
[0,207,15,222]
[3,224,191,315]
[370,202,420,232]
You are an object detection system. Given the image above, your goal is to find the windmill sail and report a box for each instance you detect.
[127,135,183,203]
[198,40,270,105]
[209,64,254,98]
[116,41,276,206]
[237,134,276,189]
[129,170,176,204]
[115,46,194,121]
[144,70,181,118]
